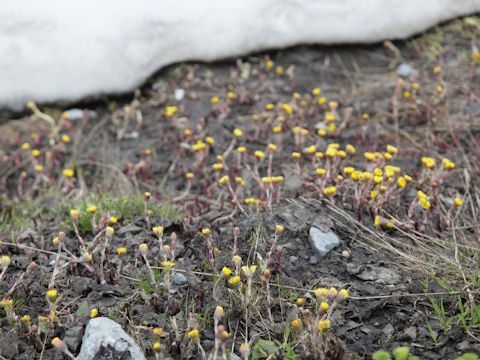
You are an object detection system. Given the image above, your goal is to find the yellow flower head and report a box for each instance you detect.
[315,168,327,177]
[312,88,321,96]
[318,319,331,333]
[281,103,293,115]
[241,265,257,278]
[319,302,330,312]
[254,150,265,160]
[161,261,175,269]
[442,158,456,170]
[291,318,303,329]
[89,308,99,318]
[275,224,284,235]
[228,275,241,287]
[86,205,97,213]
[47,289,58,303]
[138,243,149,255]
[419,197,431,210]
[165,105,178,118]
[386,145,398,155]
[314,287,329,298]
[117,247,127,257]
[233,128,243,138]
[211,96,220,104]
[187,329,200,341]
[153,342,162,353]
[421,157,436,169]
[0,255,11,268]
[454,197,463,207]
[322,186,337,196]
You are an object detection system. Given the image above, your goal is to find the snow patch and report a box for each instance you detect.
[1,0,479,109]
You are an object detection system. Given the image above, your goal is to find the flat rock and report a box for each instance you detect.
[63,325,84,353]
[117,224,143,236]
[173,272,188,286]
[357,265,401,285]
[76,317,146,360]
[309,226,342,257]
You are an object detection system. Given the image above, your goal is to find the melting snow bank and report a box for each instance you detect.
[1,0,479,110]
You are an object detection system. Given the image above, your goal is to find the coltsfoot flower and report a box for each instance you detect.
[187,328,200,342]
[318,319,331,333]
[228,275,241,287]
[221,266,233,278]
[47,289,58,303]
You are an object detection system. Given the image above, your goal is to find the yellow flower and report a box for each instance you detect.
[90,308,99,318]
[433,65,442,74]
[397,177,407,188]
[227,91,236,100]
[0,255,11,268]
[265,60,274,69]
[267,143,277,153]
[165,105,178,118]
[86,205,97,213]
[205,136,215,145]
[315,168,327,177]
[186,172,194,180]
[21,314,31,323]
[241,265,257,278]
[386,145,398,155]
[314,287,329,298]
[153,342,162,352]
[346,144,356,155]
[161,261,175,269]
[337,289,349,301]
[187,329,200,341]
[201,228,211,236]
[109,216,118,225]
[219,175,230,185]
[421,157,436,169]
[419,197,431,210]
[312,88,321,96]
[319,302,330,312]
[265,103,274,111]
[318,96,327,105]
[281,103,293,115]
[150,226,163,237]
[138,243,149,255]
[275,224,284,235]
[370,190,379,200]
[442,158,456,170]
[105,226,114,238]
[343,167,355,175]
[211,96,220,104]
[34,164,44,173]
[296,297,305,307]
[318,319,331,333]
[454,197,463,207]
[325,112,336,122]
[61,134,71,143]
[272,125,283,133]
[228,275,241,286]
[233,255,242,267]
[325,147,336,158]
[291,318,303,329]
[47,289,58,303]
[291,152,301,160]
[364,152,376,161]
[21,142,30,150]
[214,306,224,320]
[244,197,256,205]
[117,247,127,257]
[322,186,336,196]
[237,146,247,154]
[255,150,265,160]
[32,149,40,157]
[307,145,317,155]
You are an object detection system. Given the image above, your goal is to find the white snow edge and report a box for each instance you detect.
[1,0,479,110]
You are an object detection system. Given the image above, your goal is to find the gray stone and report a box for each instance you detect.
[402,326,417,341]
[382,323,395,337]
[76,317,146,360]
[64,325,84,353]
[308,227,342,257]
[230,353,241,360]
[357,265,401,285]
[396,63,417,78]
[117,224,143,236]
[309,255,318,265]
[173,272,188,286]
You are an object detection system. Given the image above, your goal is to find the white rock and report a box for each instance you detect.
[76,317,146,360]
[174,88,185,101]
[1,0,479,109]
[309,227,342,257]
[173,272,188,286]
